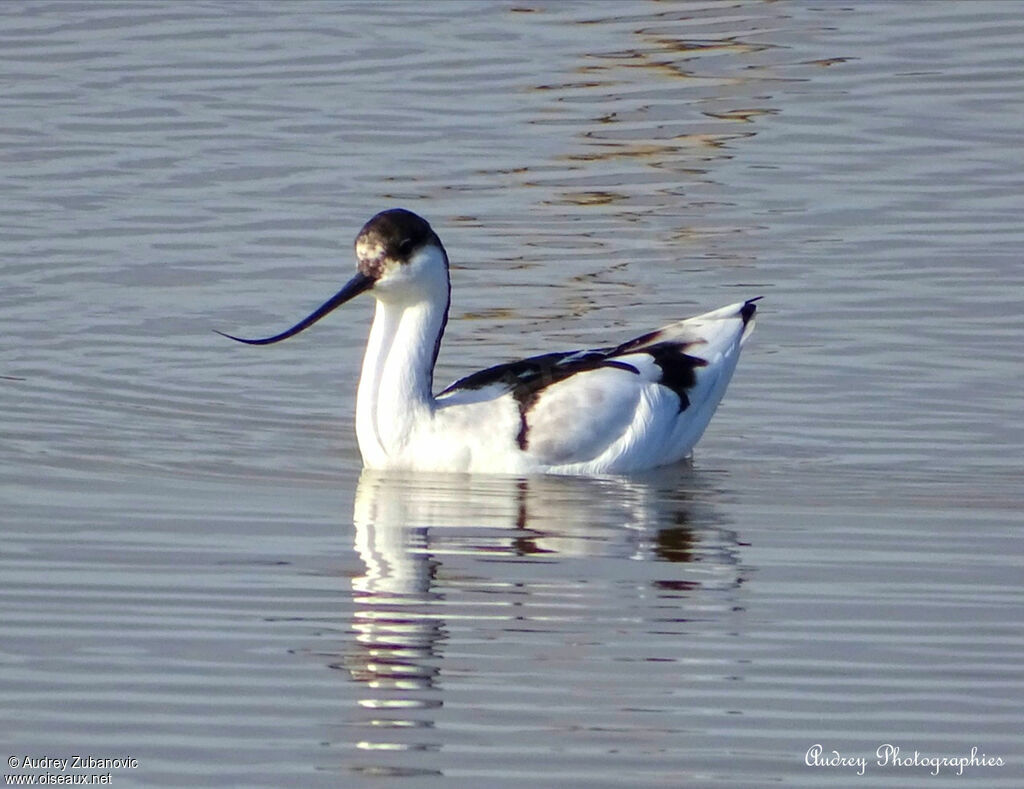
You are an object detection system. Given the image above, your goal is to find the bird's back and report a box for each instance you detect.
[433,299,758,474]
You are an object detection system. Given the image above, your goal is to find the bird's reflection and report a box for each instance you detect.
[339,466,744,773]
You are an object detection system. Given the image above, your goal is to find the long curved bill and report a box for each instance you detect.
[216,270,374,345]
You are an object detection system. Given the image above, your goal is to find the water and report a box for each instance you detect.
[2,1,1021,786]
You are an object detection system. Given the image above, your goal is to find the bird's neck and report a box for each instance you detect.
[355,289,449,465]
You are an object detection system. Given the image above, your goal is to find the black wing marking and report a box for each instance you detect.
[439,349,648,398]
[440,336,708,413]
[437,342,704,450]
[438,349,640,450]
[636,342,707,411]
[438,299,755,450]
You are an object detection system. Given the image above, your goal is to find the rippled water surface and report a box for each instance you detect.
[2,2,1022,787]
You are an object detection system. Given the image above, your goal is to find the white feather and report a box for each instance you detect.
[227,209,757,475]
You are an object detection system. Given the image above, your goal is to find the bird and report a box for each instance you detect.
[218,208,758,475]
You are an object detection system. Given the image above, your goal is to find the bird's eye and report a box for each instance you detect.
[397,238,415,255]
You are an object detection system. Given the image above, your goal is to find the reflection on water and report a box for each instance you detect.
[352,466,739,560]
[338,468,745,776]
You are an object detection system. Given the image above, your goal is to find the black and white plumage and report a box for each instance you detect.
[219,209,758,474]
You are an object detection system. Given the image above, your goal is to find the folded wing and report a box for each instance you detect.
[438,298,758,472]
